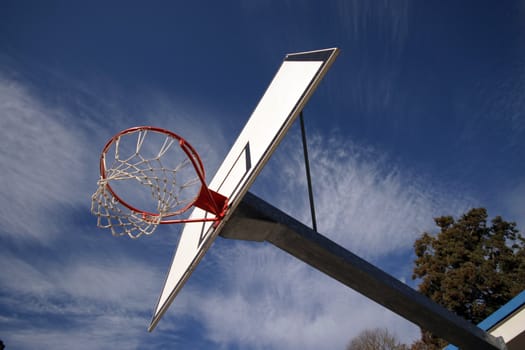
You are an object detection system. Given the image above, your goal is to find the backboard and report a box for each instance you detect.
[149,48,339,331]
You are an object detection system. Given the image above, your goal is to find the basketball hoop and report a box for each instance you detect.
[91,126,228,238]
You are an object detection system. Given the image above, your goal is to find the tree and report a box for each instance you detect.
[346,328,409,350]
[411,208,525,349]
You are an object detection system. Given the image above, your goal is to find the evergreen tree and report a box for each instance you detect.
[411,208,525,349]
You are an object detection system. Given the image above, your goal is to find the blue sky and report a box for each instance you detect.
[1,1,525,349]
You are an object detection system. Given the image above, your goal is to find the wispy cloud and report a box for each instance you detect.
[6,318,146,350]
[0,75,91,241]
[334,0,411,114]
[0,247,162,349]
[336,0,411,50]
[257,131,473,257]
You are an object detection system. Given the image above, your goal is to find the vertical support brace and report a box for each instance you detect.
[299,111,318,232]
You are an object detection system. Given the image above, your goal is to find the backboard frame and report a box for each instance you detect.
[149,48,339,331]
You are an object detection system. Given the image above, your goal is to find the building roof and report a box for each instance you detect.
[445,289,525,350]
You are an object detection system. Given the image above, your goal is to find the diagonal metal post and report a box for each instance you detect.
[299,111,318,232]
[220,192,507,350]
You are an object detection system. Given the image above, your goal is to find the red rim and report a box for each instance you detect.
[99,126,207,222]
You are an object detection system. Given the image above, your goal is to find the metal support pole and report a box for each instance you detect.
[220,192,507,350]
[299,111,318,232]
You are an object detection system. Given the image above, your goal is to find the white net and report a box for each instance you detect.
[91,128,202,238]
[91,182,164,238]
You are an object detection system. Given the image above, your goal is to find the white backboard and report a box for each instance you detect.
[149,48,339,331]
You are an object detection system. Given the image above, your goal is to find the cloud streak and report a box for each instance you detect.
[0,75,91,241]
[333,0,411,115]
[0,247,163,349]
[257,132,473,257]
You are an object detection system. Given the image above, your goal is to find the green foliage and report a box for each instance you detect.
[412,208,525,348]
